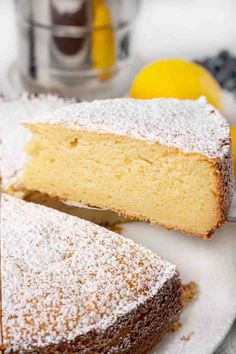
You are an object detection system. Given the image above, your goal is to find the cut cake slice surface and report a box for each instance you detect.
[0,194,182,353]
[0,93,76,191]
[23,97,234,238]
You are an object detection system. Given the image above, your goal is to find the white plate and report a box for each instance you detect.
[121,220,236,354]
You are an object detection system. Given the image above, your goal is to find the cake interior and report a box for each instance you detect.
[24,123,222,238]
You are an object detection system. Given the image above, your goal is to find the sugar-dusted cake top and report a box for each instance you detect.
[1,194,177,352]
[0,94,75,189]
[31,97,231,158]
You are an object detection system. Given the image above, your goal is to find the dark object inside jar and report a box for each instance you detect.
[51,1,88,56]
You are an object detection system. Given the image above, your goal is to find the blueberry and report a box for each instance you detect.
[194,50,236,92]
[224,78,236,91]
[230,58,236,70]
[218,50,230,61]
[216,66,232,84]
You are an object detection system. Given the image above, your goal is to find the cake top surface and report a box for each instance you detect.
[30,97,231,158]
[1,194,177,352]
[0,93,75,189]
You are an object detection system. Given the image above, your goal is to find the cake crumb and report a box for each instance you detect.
[168,281,198,335]
[182,281,198,307]
[169,321,182,333]
[181,331,194,341]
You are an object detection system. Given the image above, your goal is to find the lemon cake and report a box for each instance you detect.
[0,194,182,353]
[23,97,233,238]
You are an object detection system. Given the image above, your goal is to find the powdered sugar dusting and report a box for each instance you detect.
[31,97,231,158]
[1,194,178,352]
[0,94,75,189]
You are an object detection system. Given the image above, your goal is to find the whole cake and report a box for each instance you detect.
[23,97,233,238]
[1,194,182,353]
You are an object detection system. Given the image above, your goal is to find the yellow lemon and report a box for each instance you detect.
[130,59,223,111]
[231,125,236,176]
[92,0,115,80]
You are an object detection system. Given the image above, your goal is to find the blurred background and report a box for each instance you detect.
[0,0,236,122]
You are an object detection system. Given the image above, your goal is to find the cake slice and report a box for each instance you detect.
[23,97,233,239]
[0,194,182,353]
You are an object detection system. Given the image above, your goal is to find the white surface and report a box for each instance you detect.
[0,1,16,93]
[121,220,236,354]
[222,91,236,125]
[133,0,236,64]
